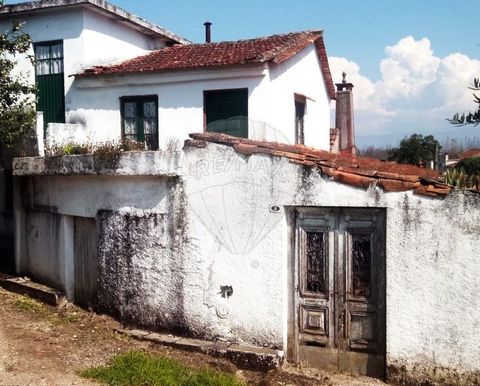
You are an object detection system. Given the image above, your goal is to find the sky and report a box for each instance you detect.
[5,0,480,148]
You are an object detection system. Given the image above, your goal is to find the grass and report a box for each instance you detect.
[80,351,244,386]
[13,295,44,313]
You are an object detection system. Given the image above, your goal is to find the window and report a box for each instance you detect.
[34,41,65,129]
[294,94,306,144]
[120,96,158,150]
[204,88,248,138]
[34,41,64,75]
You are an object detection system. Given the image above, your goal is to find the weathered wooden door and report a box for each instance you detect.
[291,207,386,378]
[74,217,98,308]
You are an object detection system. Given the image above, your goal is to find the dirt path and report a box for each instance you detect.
[0,287,385,386]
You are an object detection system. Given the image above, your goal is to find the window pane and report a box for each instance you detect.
[305,231,326,294]
[143,101,156,118]
[351,235,372,297]
[124,102,136,119]
[51,44,63,58]
[35,46,50,60]
[51,59,63,74]
[124,119,137,135]
[144,118,157,134]
[35,60,50,75]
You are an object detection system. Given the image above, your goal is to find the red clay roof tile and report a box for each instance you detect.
[78,31,336,99]
[187,132,453,197]
[459,149,480,159]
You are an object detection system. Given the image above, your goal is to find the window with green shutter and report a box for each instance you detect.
[120,96,159,150]
[204,88,248,138]
[34,41,65,130]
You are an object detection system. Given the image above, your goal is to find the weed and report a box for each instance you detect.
[80,350,244,386]
[14,295,43,313]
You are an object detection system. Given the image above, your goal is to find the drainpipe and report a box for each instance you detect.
[335,72,356,155]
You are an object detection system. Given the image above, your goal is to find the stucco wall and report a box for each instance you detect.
[267,44,332,149]
[70,43,332,150]
[69,67,270,146]
[13,145,480,384]
[0,6,166,123]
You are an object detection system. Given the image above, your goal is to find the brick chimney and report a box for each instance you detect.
[335,72,356,155]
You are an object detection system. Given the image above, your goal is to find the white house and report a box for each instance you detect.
[0,0,188,141]
[1,0,339,152]
[72,30,337,150]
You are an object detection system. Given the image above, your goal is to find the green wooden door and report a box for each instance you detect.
[34,41,65,130]
[36,73,65,128]
[205,88,248,138]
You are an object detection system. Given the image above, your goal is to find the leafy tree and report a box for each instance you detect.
[448,78,480,126]
[389,133,441,165]
[455,156,480,176]
[0,0,36,153]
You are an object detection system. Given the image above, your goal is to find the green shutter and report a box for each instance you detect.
[205,89,248,138]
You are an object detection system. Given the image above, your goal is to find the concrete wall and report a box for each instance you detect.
[13,145,480,384]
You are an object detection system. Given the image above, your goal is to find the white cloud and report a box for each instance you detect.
[328,36,480,145]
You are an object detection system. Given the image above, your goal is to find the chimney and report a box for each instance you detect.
[335,72,356,155]
[204,21,212,43]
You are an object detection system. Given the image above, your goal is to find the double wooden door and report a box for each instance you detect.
[291,208,386,378]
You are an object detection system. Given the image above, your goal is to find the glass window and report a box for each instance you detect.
[34,41,64,75]
[121,96,158,150]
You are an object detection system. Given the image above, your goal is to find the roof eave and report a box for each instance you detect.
[0,0,190,45]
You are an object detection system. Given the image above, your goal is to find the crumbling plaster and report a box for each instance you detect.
[13,143,480,383]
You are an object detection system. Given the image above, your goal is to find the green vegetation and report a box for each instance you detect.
[13,295,44,313]
[455,156,480,176]
[80,351,243,386]
[449,78,480,126]
[444,168,480,190]
[445,156,480,190]
[0,0,36,154]
[388,133,441,165]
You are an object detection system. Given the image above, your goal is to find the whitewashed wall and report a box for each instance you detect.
[71,43,332,149]
[13,144,480,384]
[267,44,332,149]
[0,6,167,121]
[71,66,270,146]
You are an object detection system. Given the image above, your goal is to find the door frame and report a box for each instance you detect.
[286,206,386,377]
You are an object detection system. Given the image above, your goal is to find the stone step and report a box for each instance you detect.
[116,328,284,371]
[0,276,65,306]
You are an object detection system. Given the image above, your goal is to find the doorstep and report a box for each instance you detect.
[116,327,284,371]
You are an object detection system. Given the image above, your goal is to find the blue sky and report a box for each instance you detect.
[5,0,480,148]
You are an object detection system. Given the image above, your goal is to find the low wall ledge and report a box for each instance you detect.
[12,151,180,177]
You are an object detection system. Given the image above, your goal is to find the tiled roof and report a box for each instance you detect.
[186,133,452,197]
[459,149,480,159]
[79,31,336,99]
